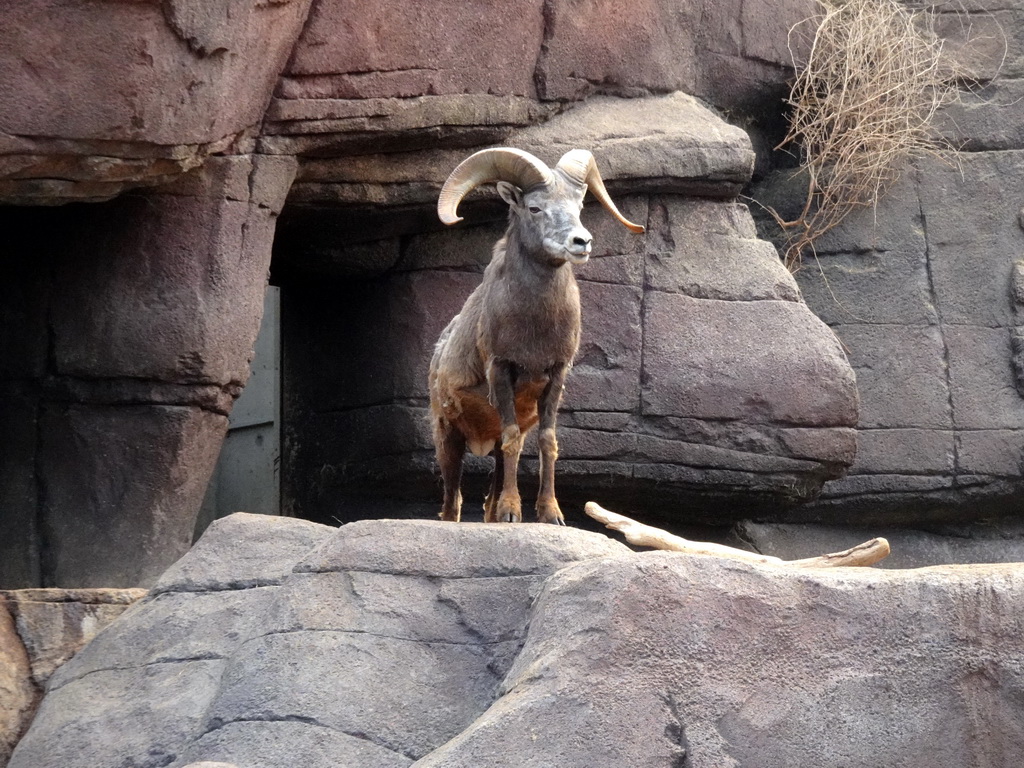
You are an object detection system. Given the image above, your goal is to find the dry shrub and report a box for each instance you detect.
[771,0,961,269]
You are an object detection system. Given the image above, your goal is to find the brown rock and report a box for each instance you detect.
[0,589,146,688]
[0,0,311,202]
[282,0,544,99]
[0,603,33,768]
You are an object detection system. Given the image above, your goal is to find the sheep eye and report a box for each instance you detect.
[528,206,542,214]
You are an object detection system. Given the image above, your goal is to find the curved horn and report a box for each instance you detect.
[438,148,554,226]
[554,149,645,233]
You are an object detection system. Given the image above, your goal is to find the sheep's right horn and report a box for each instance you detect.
[438,148,554,226]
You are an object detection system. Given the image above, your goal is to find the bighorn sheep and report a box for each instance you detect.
[429,147,644,524]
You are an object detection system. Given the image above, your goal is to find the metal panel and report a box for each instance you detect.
[196,287,280,537]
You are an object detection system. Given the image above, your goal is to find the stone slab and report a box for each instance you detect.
[641,292,857,427]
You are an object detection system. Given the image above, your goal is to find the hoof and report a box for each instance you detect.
[535,500,565,526]
[488,496,522,523]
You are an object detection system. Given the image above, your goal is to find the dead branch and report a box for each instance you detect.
[584,502,890,568]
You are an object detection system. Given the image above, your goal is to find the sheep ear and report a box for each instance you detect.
[496,181,523,208]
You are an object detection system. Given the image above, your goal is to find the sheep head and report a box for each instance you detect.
[437,147,644,266]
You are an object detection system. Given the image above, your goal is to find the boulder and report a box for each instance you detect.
[10,514,1024,767]
[7,514,628,768]
[418,552,1024,767]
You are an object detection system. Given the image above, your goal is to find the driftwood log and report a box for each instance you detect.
[584,502,890,568]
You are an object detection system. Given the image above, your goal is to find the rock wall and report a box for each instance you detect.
[5,0,1023,587]
[1,0,862,588]
[0,156,295,587]
[752,0,1024,524]
[9,513,1024,768]
[278,94,856,525]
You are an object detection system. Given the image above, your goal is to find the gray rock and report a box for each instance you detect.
[19,515,1024,768]
[645,199,800,302]
[946,325,1024,430]
[10,661,227,768]
[829,324,952,430]
[152,513,334,595]
[569,280,643,412]
[37,403,227,588]
[794,249,938,327]
[918,151,1024,328]
[9,517,628,768]
[850,428,955,476]
[509,94,755,197]
[182,722,409,768]
[294,518,628,578]
[641,292,857,426]
[415,552,1024,767]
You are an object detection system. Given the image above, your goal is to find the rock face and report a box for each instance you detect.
[280,94,857,525]
[0,0,313,204]
[6,0,1023,588]
[1,0,843,589]
[9,514,1024,767]
[752,0,1024,522]
[1,156,296,588]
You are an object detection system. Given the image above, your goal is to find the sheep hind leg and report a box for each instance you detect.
[483,446,504,523]
[436,420,466,522]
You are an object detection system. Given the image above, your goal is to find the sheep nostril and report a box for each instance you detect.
[572,236,591,247]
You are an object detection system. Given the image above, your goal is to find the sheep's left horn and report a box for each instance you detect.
[554,149,645,233]
[438,148,554,226]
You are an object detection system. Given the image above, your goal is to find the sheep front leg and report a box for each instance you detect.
[535,363,568,525]
[487,358,523,523]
